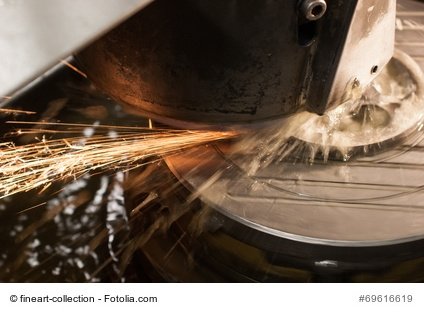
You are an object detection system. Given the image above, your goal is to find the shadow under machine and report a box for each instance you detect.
[3,0,424,281]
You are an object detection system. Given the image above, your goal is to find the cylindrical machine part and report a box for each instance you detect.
[77,0,394,127]
[77,0,311,127]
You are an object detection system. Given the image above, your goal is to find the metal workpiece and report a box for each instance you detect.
[0,0,153,101]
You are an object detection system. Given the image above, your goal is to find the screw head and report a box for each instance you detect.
[301,0,327,21]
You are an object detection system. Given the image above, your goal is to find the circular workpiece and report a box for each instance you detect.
[166,50,424,246]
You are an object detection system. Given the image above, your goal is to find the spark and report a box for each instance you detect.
[0,123,238,199]
[17,202,47,214]
[60,59,88,78]
[0,108,36,115]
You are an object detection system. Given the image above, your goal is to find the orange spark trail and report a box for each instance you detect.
[60,59,88,78]
[0,108,37,115]
[0,126,237,199]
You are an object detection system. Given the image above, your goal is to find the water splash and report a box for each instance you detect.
[231,51,424,175]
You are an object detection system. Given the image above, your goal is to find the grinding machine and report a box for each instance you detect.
[2,0,424,282]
